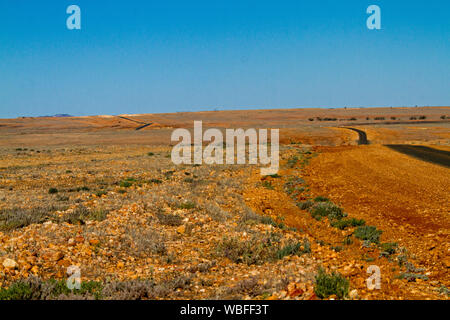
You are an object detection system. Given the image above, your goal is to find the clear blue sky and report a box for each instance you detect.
[0,0,449,118]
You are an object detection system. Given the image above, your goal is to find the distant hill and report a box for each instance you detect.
[37,114,73,118]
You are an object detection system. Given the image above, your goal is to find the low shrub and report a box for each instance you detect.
[262,181,274,190]
[314,268,349,299]
[309,202,344,221]
[0,277,103,300]
[276,238,311,259]
[60,206,108,225]
[379,242,398,256]
[330,218,365,230]
[354,226,382,244]
[155,211,183,227]
[314,196,330,202]
[297,200,313,210]
[0,206,66,231]
[119,181,132,188]
[178,202,196,210]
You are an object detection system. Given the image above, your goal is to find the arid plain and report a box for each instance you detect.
[0,106,448,300]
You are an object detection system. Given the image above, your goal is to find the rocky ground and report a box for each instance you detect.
[0,144,448,300]
[0,146,320,300]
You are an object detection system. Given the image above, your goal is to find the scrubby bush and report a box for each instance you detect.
[396,273,428,282]
[314,268,349,299]
[0,277,103,300]
[119,181,132,188]
[262,181,274,190]
[276,238,311,259]
[60,206,108,225]
[148,179,162,184]
[354,226,382,244]
[95,191,107,197]
[216,233,309,266]
[286,155,299,168]
[309,201,344,221]
[178,201,196,210]
[48,188,58,194]
[330,218,365,230]
[379,242,398,256]
[295,200,311,211]
[155,211,183,226]
[0,206,66,231]
[204,203,229,222]
[241,209,276,226]
[0,276,192,300]
[124,226,167,257]
[314,196,330,202]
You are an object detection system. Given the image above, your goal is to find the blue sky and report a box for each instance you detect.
[0,0,449,118]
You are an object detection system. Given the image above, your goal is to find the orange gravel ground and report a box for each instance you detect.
[244,144,449,299]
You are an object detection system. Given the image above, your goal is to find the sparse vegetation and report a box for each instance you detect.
[262,181,274,190]
[60,206,108,225]
[314,196,329,202]
[155,211,183,226]
[379,242,398,257]
[0,206,65,231]
[216,233,310,266]
[0,277,103,300]
[309,201,344,221]
[178,201,196,210]
[314,268,349,299]
[330,218,365,230]
[297,200,313,210]
[354,226,382,244]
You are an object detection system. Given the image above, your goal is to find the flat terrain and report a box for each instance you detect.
[0,106,448,300]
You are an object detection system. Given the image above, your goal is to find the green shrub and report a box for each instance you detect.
[0,206,66,231]
[0,277,103,300]
[354,226,382,244]
[310,202,344,221]
[276,238,311,259]
[119,181,132,188]
[178,202,196,210]
[314,268,349,299]
[48,188,58,194]
[60,206,108,225]
[396,273,429,282]
[343,236,353,245]
[314,196,329,202]
[147,152,154,156]
[286,156,298,168]
[262,181,274,190]
[379,242,398,256]
[330,218,365,230]
[297,200,313,210]
[95,191,108,197]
